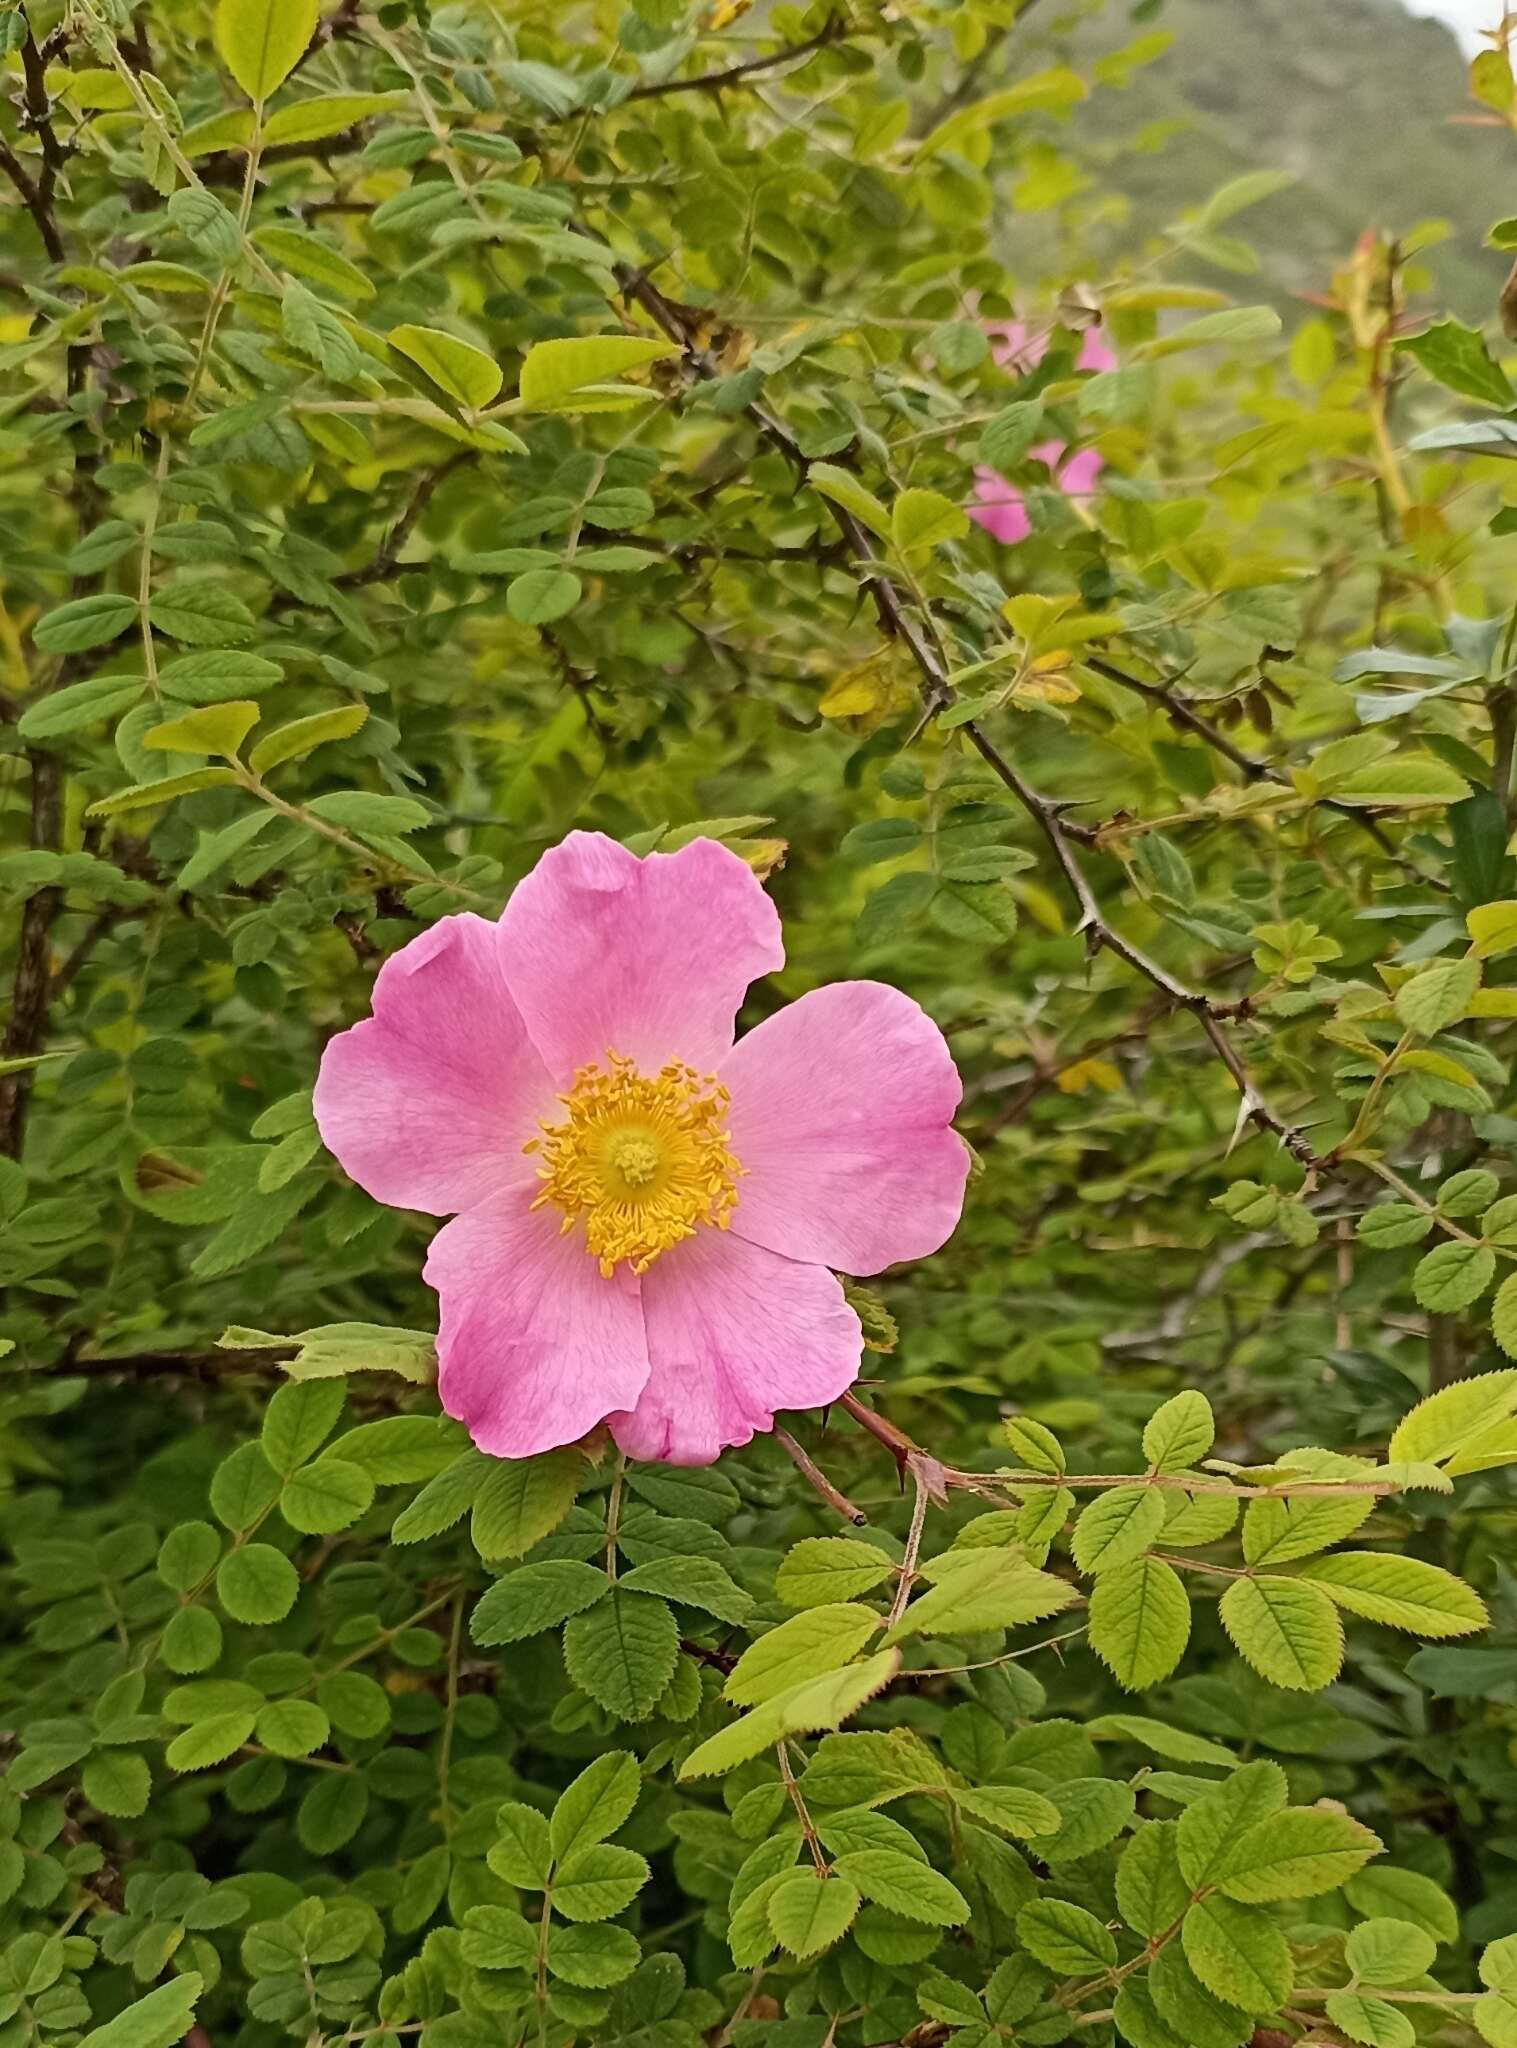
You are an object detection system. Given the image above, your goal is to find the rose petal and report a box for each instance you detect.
[720,980,968,1274]
[496,831,784,1080]
[608,1230,861,1465]
[426,1194,649,1457]
[313,913,553,1215]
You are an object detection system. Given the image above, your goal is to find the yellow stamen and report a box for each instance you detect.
[528,1051,742,1276]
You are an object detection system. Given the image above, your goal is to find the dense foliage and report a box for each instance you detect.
[9,0,1517,2042]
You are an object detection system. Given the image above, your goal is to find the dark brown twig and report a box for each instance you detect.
[611,14,847,107]
[773,1425,867,1524]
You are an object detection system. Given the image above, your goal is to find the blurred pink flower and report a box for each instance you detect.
[969,322,1114,545]
[314,832,968,1465]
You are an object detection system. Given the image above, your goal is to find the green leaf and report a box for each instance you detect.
[1014,1898,1117,1974]
[1182,1893,1293,2012]
[1298,1552,1489,1635]
[776,1537,894,1608]
[77,1975,205,2048]
[214,0,316,97]
[517,334,681,410]
[725,1605,882,1706]
[884,1549,1074,1644]
[249,703,368,774]
[1356,1203,1434,1248]
[260,1377,344,1475]
[546,1920,642,1987]
[1240,1493,1373,1565]
[1348,1918,1439,1986]
[1176,1763,1289,1887]
[1394,956,1481,1034]
[507,568,581,625]
[32,593,137,653]
[460,1904,537,1971]
[82,1749,151,1818]
[388,323,503,408]
[1413,1239,1497,1312]
[1088,1553,1191,1688]
[1143,1390,1215,1471]
[830,1849,968,1926]
[1398,318,1514,407]
[17,675,142,739]
[550,1750,642,1862]
[1346,1866,1458,1944]
[950,1784,1061,1838]
[488,1802,553,1887]
[562,1588,679,1720]
[254,1699,329,1758]
[1326,1993,1416,2048]
[1388,1370,1517,1463]
[680,1650,900,1780]
[252,224,375,300]
[1117,1819,1191,1937]
[470,1449,582,1560]
[149,583,257,647]
[618,1554,753,1623]
[261,90,406,145]
[551,1842,650,1923]
[216,1543,299,1625]
[917,64,1087,156]
[1072,1484,1167,1572]
[471,1561,608,1644]
[767,1869,861,1958]
[808,461,892,540]
[281,280,364,381]
[279,1456,374,1534]
[158,1520,221,1591]
[891,487,969,557]
[1214,1803,1381,1900]
[1219,1576,1343,1689]
[167,1710,256,1771]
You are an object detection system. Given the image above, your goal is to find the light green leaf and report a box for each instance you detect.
[1143,1390,1215,1471]
[1298,1552,1489,1635]
[388,323,503,409]
[563,1588,679,1721]
[1072,1484,1167,1573]
[1088,1553,1191,1689]
[517,334,681,410]
[1219,1575,1343,1689]
[725,1605,881,1706]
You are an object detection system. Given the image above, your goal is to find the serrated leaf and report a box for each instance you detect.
[1219,1576,1343,1689]
[1088,1553,1191,1689]
[725,1605,881,1706]
[1014,1897,1117,1974]
[1072,1484,1167,1572]
[767,1869,860,1958]
[1298,1552,1489,1636]
[471,1561,608,1645]
[563,1588,678,1721]
[1183,1893,1292,2012]
[471,1450,581,1560]
[680,1650,901,1780]
[1143,1390,1215,1471]
[776,1537,894,1608]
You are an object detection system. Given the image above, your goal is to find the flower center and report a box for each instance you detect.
[526,1051,742,1276]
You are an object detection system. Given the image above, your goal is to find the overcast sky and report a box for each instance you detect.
[1400,0,1503,48]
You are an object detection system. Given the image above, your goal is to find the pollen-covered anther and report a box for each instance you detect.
[527,1051,743,1276]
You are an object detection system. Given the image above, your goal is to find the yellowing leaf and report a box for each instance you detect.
[517,335,681,410]
[214,0,318,102]
[388,325,503,410]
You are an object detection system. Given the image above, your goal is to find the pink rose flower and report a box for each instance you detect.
[969,322,1115,545]
[313,832,968,1465]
